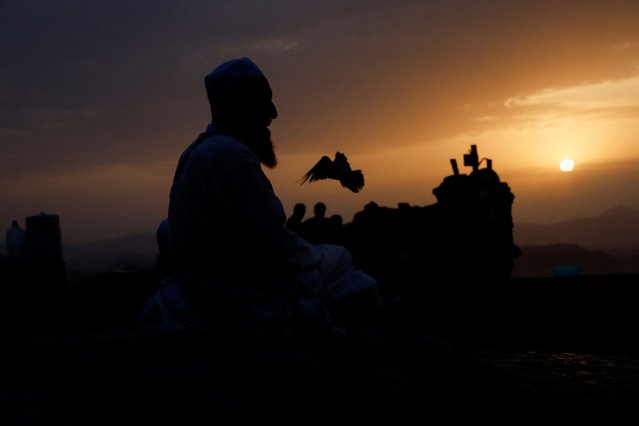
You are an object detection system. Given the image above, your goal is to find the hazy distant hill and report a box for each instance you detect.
[63,232,157,273]
[515,243,614,277]
[515,206,639,249]
[6,206,638,277]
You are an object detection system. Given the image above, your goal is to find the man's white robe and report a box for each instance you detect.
[139,126,376,333]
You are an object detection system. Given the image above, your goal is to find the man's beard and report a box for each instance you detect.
[230,125,278,169]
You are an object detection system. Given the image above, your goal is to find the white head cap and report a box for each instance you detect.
[205,57,266,103]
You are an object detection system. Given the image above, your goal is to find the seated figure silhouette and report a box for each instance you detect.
[138,58,381,338]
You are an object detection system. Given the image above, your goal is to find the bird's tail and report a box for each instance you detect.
[340,170,365,193]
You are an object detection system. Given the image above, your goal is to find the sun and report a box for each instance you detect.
[559,158,574,172]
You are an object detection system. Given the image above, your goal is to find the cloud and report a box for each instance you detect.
[611,39,639,51]
[218,37,301,55]
[505,73,639,111]
[249,38,301,52]
[33,108,102,130]
[0,127,33,137]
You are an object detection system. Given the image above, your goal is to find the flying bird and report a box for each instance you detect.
[299,152,364,193]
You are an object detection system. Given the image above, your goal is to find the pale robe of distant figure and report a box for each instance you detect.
[138,58,376,335]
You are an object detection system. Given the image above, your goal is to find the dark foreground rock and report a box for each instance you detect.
[2,328,638,425]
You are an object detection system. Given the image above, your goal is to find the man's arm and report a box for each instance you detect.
[217,144,321,271]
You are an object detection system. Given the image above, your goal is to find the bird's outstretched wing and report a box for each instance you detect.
[299,155,334,184]
[299,152,365,193]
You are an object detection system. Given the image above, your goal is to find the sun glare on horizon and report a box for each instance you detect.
[560,158,575,172]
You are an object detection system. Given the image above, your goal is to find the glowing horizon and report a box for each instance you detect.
[2,1,639,244]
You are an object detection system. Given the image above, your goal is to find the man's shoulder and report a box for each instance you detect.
[191,133,254,161]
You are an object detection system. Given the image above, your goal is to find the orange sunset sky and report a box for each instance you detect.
[2,0,639,244]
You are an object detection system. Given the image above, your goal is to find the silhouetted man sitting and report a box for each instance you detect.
[138,58,382,341]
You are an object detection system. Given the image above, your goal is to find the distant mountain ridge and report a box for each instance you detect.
[515,206,639,249]
[6,206,637,274]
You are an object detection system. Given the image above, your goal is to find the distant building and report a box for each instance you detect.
[25,212,63,260]
[5,220,27,260]
[1,212,65,336]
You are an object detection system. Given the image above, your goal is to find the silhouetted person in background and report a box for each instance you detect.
[302,202,331,244]
[138,58,381,339]
[285,202,306,236]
